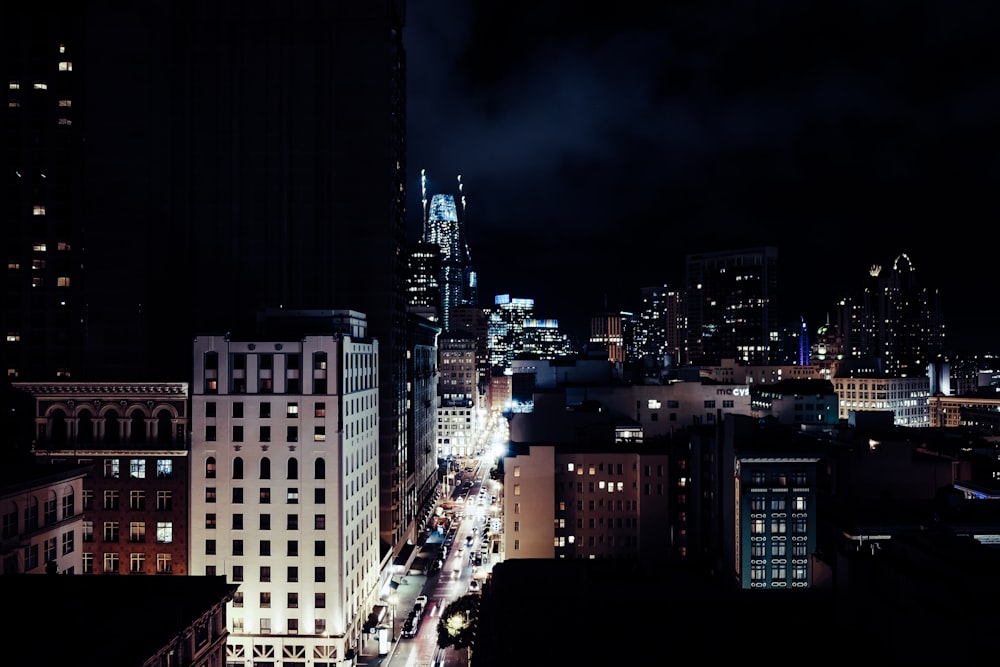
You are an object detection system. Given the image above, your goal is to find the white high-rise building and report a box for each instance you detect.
[190,317,381,665]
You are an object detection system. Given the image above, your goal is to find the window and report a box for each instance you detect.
[233,457,244,479]
[129,490,146,511]
[103,490,119,510]
[287,488,298,504]
[61,530,74,555]
[206,487,217,503]
[288,592,300,608]
[287,426,298,442]
[287,619,298,635]
[156,554,172,574]
[315,619,326,634]
[315,514,325,530]
[206,457,216,478]
[233,591,244,607]
[205,402,216,418]
[793,496,807,511]
[315,566,325,582]
[314,402,326,418]
[156,522,173,543]
[315,488,325,503]
[205,425,216,441]
[287,402,298,417]
[103,552,119,574]
[104,459,120,478]
[43,537,56,563]
[156,491,172,511]
[260,566,271,582]
[288,541,299,557]
[129,522,145,542]
[156,459,173,478]
[82,553,93,574]
[260,426,271,442]
[233,514,244,530]
[82,521,93,542]
[233,425,244,442]
[44,499,57,525]
[233,488,244,503]
[260,592,271,608]
[260,402,271,418]
[514,484,521,496]
[260,488,271,504]
[206,513,217,529]
[287,514,298,530]
[260,514,271,530]
[288,567,299,583]
[314,541,325,557]
[232,565,243,582]
[233,402,244,418]
[82,490,93,511]
[103,521,120,542]
[233,540,244,556]
[260,458,271,479]
[130,553,145,573]
[314,426,325,442]
[260,541,271,556]
[206,539,216,555]
[315,593,326,608]
[129,459,146,479]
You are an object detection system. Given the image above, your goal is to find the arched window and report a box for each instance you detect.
[260,457,271,480]
[77,410,94,444]
[50,409,68,445]
[314,458,326,480]
[287,458,298,480]
[130,411,146,444]
[233,457,244,479]
[157,410,172,444]
[105,410,121,444]
[206,457,217,479]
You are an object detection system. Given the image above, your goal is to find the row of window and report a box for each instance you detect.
[750,496,808,511]
[747,471,810,486]
[206,540,326,557]
[11,531,75,573]
[204,513,326,530]
[206,401,325,419]
[204,457,326,480]
[83,521,172,543]
[205,487,318,504]
[86,490,172,511]
[750,518,809,535]
[750,542,809,557]
[205,425,332,443]
[232,590,327,609]
[220,564,326,584]
[230,617,326,636]
[749,563,808,582]
[1,495,75,538]
[82,552,172,574]
[103,459,174,479]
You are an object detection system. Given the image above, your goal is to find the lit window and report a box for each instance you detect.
[58,118,72,125]
[58,99,71,107]
[59,62,72,71]
[57,276,70,287]
[33,205,45,216]
[34,82,47,90]
[32,260,45,270]
[6,334,19,343]
[156,522,173,543]
[9,82,19,90]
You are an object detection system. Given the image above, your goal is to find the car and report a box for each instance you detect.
[414,595,428,612]
[469,580,481,592]
[401,611,418,637]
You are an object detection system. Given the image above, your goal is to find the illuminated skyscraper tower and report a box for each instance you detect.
[421,172,477,331]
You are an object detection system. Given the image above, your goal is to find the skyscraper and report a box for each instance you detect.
[5,0,415,555]
[421,172,477,332]
[685,247,779,366]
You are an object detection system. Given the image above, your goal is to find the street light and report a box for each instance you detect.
[388,593,399,641]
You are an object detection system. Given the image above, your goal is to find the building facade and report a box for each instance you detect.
[189,328,381,665]
[17,382,191,576]
[685,247,779,366]
[437,331,479,458]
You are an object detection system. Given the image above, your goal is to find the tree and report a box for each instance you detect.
[436,594,480,651]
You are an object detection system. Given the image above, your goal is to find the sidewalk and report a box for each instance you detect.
[357,538,440,666]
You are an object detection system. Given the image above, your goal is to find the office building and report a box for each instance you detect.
[4,1,415,564]
[421,178,477,333]
[685,247,778,365]
[487,295,535,370]
[189,323,381,663]
[437,331,479,457]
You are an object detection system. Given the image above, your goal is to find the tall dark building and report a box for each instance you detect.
[685,246,779,366]
[5,1,413,544]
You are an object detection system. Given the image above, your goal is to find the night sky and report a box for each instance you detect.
[406,1,1000,353]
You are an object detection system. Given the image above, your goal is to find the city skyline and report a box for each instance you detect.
[406,1,1000,353]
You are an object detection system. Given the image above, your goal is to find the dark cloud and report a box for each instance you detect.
[407,1,1000,351]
